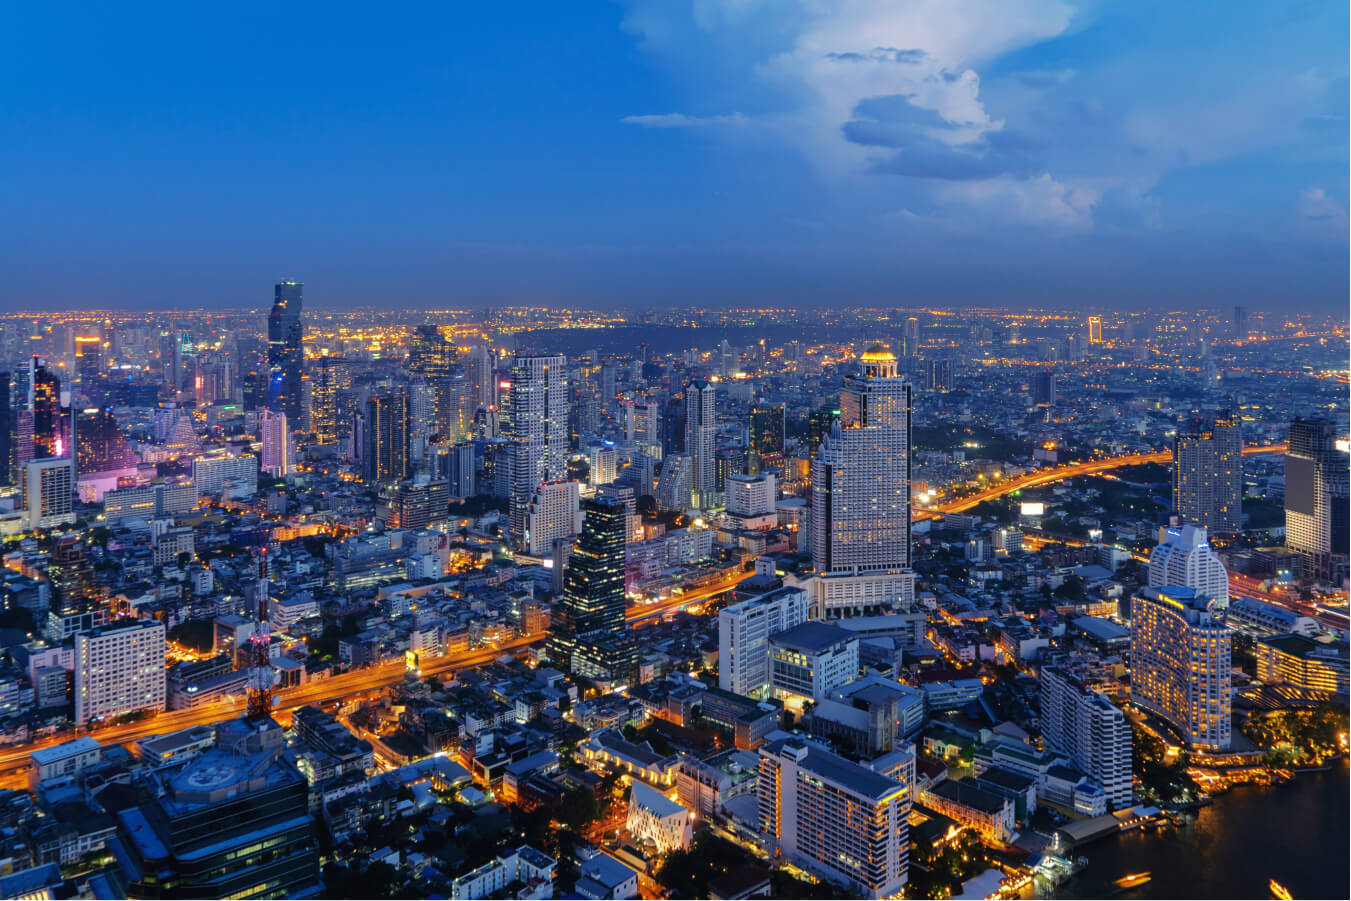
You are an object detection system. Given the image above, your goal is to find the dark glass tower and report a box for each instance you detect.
[364,392,409,484]
[547,495,635,684]
[408,324,457,380]
[31,357,62,460]
[267,280,304,422]
[749,403,785,473]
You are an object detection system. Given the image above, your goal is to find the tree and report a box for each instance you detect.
[558,787,600,831]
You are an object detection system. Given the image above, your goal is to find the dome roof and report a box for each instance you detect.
[859,342,895,362]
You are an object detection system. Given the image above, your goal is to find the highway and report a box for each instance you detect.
[917,443,1288,519]
[0,567,751,789]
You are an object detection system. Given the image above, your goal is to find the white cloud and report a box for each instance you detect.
[1297,186,1349,236]
[936,174,1101,229]
[621,112,751,128]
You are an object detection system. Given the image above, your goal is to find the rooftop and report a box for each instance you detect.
[769,621,856,654]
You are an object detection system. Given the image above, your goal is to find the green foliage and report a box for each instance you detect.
[168,618,215,653]
[558,787,601,831]
[1240,702,1349,764]
[656,834,756,899]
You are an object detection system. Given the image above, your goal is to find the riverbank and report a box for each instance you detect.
[1054,760,1349,899]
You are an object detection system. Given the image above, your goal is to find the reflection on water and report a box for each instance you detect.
[1057,761,1349,900]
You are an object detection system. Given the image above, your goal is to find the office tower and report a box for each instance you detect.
[506,354,568,548]
[377,476,451,530]
[1285,417,1350,582]
[0,372,10,487]
[259,409,293,477]
[31,357,61,459]
[47,534,97,620]
[812,344,912,575]
[923,357,952,392]
[433,374,470,444]
[588,445,617,486]
[625,401,661,451]
[718,339,736,377]
[1173,413,1242,534]
[193,451,259,497]
[758,737,911,899]
[25,458,75,530]
[447,441,477,499]
[600,361,617,410]
[408,380,436,466]
[74,620,166,726]
[546,495,634,683]
[74,335,102,392]
[463,344,496,413]
[768,622,860,704]
[655,454,693,511]
[1032,369,1056,407]
[525,480,583,556]
[726,472,775,518]
[1149,524,1229,606]
[408,323,456,380]
[714,445,747,494]
[75,407,135,478]
[718,586,809,696]
[118,717,320,898]
[749,403,785,474]
[267,279,304,422]
[311,356,351,444]
[364,392,410,484]
[684,380,717,507]
[193,351,234,407]
[903,316,920,357]
[1233,305,1248,339]
[1131,586,1231,751]
[1039,666,1132,808]
[807,403,839,458]
[1086,315,1103,344]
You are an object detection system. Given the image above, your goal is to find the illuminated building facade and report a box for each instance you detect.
[505,354,568,548]
[1172,413,1242,535]
[1130,586,1231,750]
[267,280,304,422]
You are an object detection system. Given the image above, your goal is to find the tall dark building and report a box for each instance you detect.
[364,392,409,484]
[923,357,952,393]
[76,407,136,475]
[311,357,352,445]
[808,403,840,458]
[749,403,786,474]
[1032,369,1056,407]
[31,357,62,459]
[547,495,635,684]
[267,280,304,422]
[408,324,457,380]
[0,372,10,487]
[1285,417,1350,582]
[1173,412,1242,535]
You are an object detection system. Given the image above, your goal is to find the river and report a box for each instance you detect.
[1056,761,1349,900]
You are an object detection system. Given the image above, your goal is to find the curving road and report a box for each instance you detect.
[916,443,1287,519]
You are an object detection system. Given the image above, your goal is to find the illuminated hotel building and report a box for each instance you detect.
[758,737,912,899]
[811,344,912,578]
[1172,412,1242,535]
[1148,524,1229,609]
[1255,634,1349,696]
[1086,315,1103,344]
[505,354,568,548]
[1130,586,1231,750]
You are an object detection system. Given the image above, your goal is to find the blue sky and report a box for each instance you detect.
[1,1,1345,311]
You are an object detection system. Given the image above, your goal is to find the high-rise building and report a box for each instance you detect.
[625,401,661,455]
[718,587,809,697]
[447,441,477,499]
[655,454,693,512]
[310,357,351,445]
[1032,369,1056,407]
[267,280,304,422]
[74,335,102,393]
[1172,413,1242,535]
[812,344,912,576]
[1285,417,1350,582]
[726,472,776,519]
[903,316,920,357]
[74,619,166,726]
[1130,586,1231,751]
[1086,315,1103,344]
[408,324,456,380]
[1039,665,1132,808]
[546,495,634,683]
[769,622,860,704]
[25,458,75,530]
[1232,305,1248,339]
[807,403,839,458]
[525,480,583,556]
[923,357,952,392]
[684,380,717,507]
[588,445,617,486]
[749,403,785,474]
[31,357,62,459]
[193,451,258,497]
[758,737,912,899]
[377,476,451,530]
[1148,524,1229,607]
[259,410,293,477]
[0,372,10,487]
[506,354,568,548]
[75,407,135,477]
[364,392,410,485]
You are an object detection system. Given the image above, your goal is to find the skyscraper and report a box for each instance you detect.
[546,495,634,684]
[749,403,785,474]
[0,372,11,487]
[1173,413,1242,534]
[1148,524,1229,606]
[1285,417,1350,582]
[1032,369,1056,407]
[718,586,809,697]
[74,335,102,397]
[1131,586,1231,751]
[364,392,409,484]
[506,354,568,548]
[408,324,457,380]
[310,356,351,445]
[684,380,717,507]
[31,357,62,459]
[259,410,294,478]
[807,403,839,458]
[903,316,920,357]
[1086,315,1103,344]
[1039,666,1132,808]
[812,344,912,577]
[267,280,304,422]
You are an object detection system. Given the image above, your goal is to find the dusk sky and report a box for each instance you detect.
[3,1,1347,311]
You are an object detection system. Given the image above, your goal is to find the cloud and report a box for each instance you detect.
[1297,186,1349,236]
[936,174,1101,229]
[1012,68,1077,89]
[621,112,751,128]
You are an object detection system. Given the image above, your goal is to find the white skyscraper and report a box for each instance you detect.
[718,586,809,697]
[811,344,912,576]
[524,480,583,557]
[625,401,663,460]
[726,473,776,518]
[75,620,166,726]
[25,458,76,530]
[588,445,617,486]
[684,380,717,507]
[1039,665,1133,808]
[259,409,293,477]
[506,354,568,548]
[1148,524,1229,608]
[656,454,694,512]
